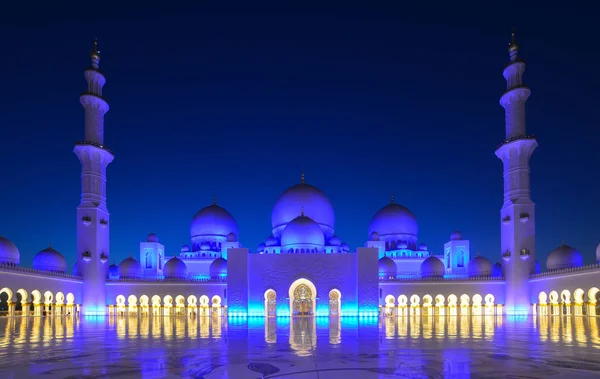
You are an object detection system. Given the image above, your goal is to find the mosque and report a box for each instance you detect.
[0,35,599,318]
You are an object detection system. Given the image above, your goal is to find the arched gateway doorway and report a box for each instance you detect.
[289,278,317,316]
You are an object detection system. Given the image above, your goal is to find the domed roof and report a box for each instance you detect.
[281,214,325,249]
[119,257,142,278]
[328,235,341,246]
[226,232,238,243]
[33,246,67,272]
[108,263,119,278]
[265,236,278,247]
[271,180,335,239]
[256,242,266,252]
[73,261,83,276]
[368,202,418,240]
[181,244,191,253]
[163,257,187,278]
[492,261,503,277]
[378,256,397,277]
[417,243,428,251]
[146,233,159,242]
[368,231,380,241]
[209,257,227,277]
[397,241,408,249]
[0,236,20,265]
[596,242,600,263]
[534,260,541,274]
[190,204,238,240]
[420,256,445,278]
[467,254,492,277]
[546,243,584,271]
[341,242,350,252]
[450,231,462,240]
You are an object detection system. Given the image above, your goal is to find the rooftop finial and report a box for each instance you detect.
[391,192,395,204]
[129,251,132,258]
[90,38,101,68]
[508,27,519,60]
[301,172,305,184]
[561,240,565,246]
[301,205,305,216]
[213,193,217,205]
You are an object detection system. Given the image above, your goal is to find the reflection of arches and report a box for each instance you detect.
[264,289,277,317]
[329,289,341,317]
[289,278,317,316]
[211,295,222,316]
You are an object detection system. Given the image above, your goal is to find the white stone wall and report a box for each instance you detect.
[529,266,600,304]
[0,269,82,303]
[105,281,227,305]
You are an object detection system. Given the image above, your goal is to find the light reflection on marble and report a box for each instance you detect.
[0,316,599,378]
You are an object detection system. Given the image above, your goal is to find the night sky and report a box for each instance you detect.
[1,3,599,269]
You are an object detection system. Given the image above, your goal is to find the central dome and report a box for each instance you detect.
[190,204,238,240]
[33,246,67,273]
[281,214,325,252]
[546,243,583,271]
[368,202,418,242]
[271,180,335,240]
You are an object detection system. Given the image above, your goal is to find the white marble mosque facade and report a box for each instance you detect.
[0,37,600,319]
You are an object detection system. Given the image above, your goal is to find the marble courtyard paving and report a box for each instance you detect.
[0,316,599,378]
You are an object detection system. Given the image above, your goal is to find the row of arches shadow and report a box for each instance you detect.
[0,287,78,316]
[383,293,500,316]
[112,294,224,317]
[535,287,599,316]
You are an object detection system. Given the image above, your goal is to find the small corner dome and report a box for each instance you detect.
[163,257,187,278]
[190,204,238,239]
[181,244,191,253]
[596,242,600,262]
[108,263,119,277]
[368,203,418,241]
[420,256,445,278]
[146,233,159,242]
[265,236,278,247]
[341,242,350,252]
[33,246,67,272]
[0,236,20,265]
[369,231,380,241]
[417,243,428,251]
[534,260,541,274]
[73,261,83,276]
[281,215,325,249]
[397,241,408,249]
[118,257,142,278]
[329,235,342,246]
[546,243,584,271]
[467,255,492,277]
[200,242,211,251]
[378,256,397,277]
[451,230,462,240]
[256,243,266,252]
[492,261,503,277]
[209,257,227,277]
[226,232,238,243]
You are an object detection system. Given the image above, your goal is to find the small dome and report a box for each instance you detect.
[209,257,227,277]
[467,255,492,277]
[200,242,211,251]
[265,236,278,247]
[33,246,67,272]
[72,261,82,276]
[108,263,119,278]
[368,203,418,242]
[492,261,503,277]
[0,236,20,265]
[534,260,541,274]
[181,244,191,253]
[226,232,238,243]
[546,243,584,271]
[118,257,142,278]
[451,231,462,241]
[163,257,187,278]
[341,242,350,252]
[417,243,428,251]
[378,256,397,278]
[146,233,159,242]
[190,204,238,240]
[329,235,342,246]
[369,231,380,241]
[256,243,266,252]
[420,256,445,278]
[596,242,600,263]
[281,215,325,250]
[397,241,408,249]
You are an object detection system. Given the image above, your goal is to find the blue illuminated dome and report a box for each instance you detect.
[190,204,238,245]
[256,242,266,253]
[181,244,191,253]
[368,231,380,241]
[467,255,492,277]
[368,203,418,245]
[118,257,142,278]
[33,245,67,273]
[209,257,227,277]
[265,236,278,247]
[226,232,238,243]
[328,235,341,246]
[451,230,462,240]
[341,242,350,252]
[164,257,187,278]
[378,256,397,278]
[72,261,82,276]
[146,232,159,242]
[420,256,445,278]
[534,260,541,274]
[271,182,335,240]
[417,243,428,251]
[0,236,20,265]
[546,243,584,271]
[281,214,325,252]
[108,263,119,279]
[492,261,503,277]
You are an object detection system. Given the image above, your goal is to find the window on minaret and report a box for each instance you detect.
[145,252,151,269]
[158,253,163,270]
[458,250,465,267]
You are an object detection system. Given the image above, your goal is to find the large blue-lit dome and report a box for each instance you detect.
[119,257,142,278]
[378,256,397,278]
[280,214,325,252]
[164,257,187,278]
[190,204,238,242]
[368,202,418,243]
[271,181,335,240]
[0,236,20,265]
[420,256,445,278]
[209,257,227,277]
[467,255,492,277]
[33,246,67,273]
[546,243,584,271]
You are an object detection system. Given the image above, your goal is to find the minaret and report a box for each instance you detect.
[495,31,537,315]
[74,39,114,315]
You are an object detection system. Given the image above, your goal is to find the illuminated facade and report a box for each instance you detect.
[1,36,599,318]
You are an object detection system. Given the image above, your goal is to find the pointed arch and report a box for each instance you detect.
[288,278,317,316]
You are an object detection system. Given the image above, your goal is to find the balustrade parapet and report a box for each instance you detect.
[530,263,600,279]
[0,263,82,280]
[107,276,227,283]
[380,275,505,282]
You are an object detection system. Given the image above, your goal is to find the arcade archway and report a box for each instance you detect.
[289,278,316,316]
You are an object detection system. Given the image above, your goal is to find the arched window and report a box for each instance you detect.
[458,250,465,267]
[145,252,151,269]
[158,253,163,270]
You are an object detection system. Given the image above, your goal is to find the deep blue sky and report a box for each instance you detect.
[1,3,599,269]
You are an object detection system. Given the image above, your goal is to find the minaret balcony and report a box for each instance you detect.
[519,213,530,222]
[100,219,108,227]
[81,216,92,226]
[502,216,511,224]
[519,249,530,260]
[75,140,114,155]
[82,251,92,262]
[100,253,108,263]
[502,250,511,261]
[496,135,537,150]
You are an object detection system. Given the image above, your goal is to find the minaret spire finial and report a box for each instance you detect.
[213,194,217,205]
[301,172,305,184]
[508,27,519,60]
[301,205,305,216]
[90,38,101,69]
[391,192,395,204]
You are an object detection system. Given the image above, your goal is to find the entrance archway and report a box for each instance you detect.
[329,289,341,317]
[264,289,277,317]
[289,278,316,316]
